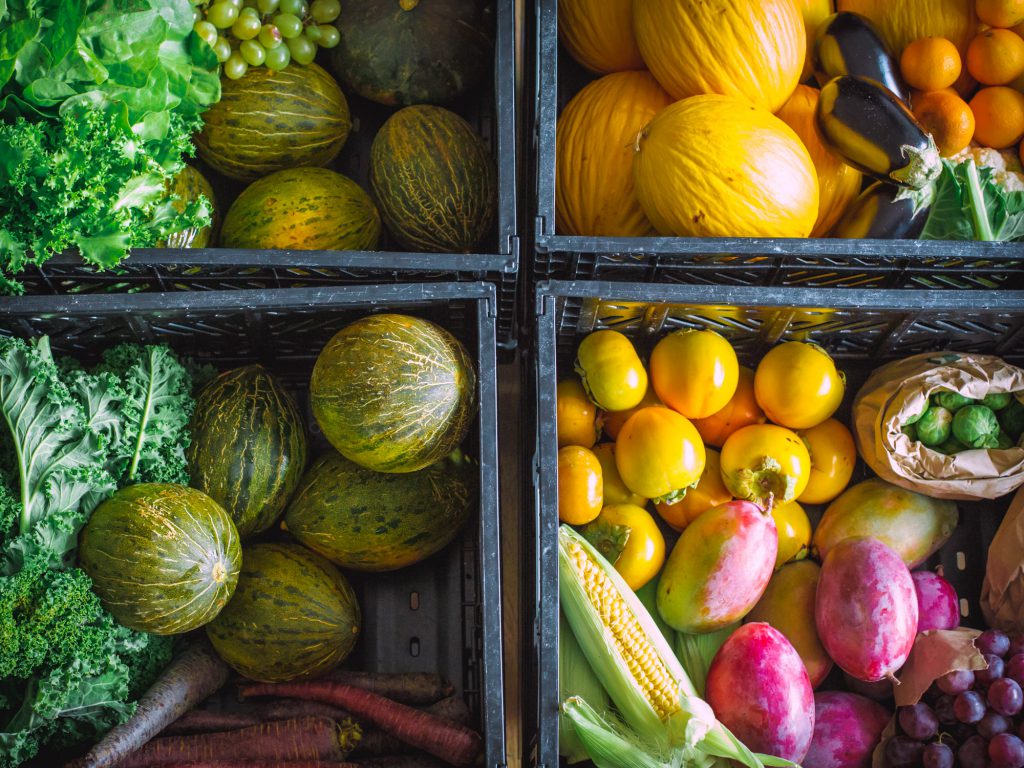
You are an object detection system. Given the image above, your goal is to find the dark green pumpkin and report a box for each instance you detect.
[187,365,308,538]
[205,542,360,682]
[284,450,475,571]
[329,0,493,107]
[310,313,477,473]
[370,105,497,253]
[196,63,351,182]
[160,164,219,248]
[78,483,241,635]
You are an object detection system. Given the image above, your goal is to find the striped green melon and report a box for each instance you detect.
[310,314,477,473]
[221,167,381,251]
[187,365,308,538]
[205,542,360,682]
[328,0,493,107]
[196,63,351,182]
[369,105,497,253]
[160,164,219,248]
[284,450,475,571]
[78,484,241,635]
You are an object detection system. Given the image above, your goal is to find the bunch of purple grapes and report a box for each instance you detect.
[886,630,1024,768]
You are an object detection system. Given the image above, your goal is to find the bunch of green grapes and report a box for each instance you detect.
[193,0,341,80]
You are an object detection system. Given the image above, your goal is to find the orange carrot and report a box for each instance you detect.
[238,683,480,768]
[114,716,357,768]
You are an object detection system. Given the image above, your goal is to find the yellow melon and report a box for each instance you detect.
[559,0,644,73]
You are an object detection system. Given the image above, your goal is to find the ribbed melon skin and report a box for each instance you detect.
[205,542,360,682]
[310,314,477,474]
[161,164,219,248]
[284,451,475,572]
[370,105,496,253]
[328,0,493,107]
[188,365,308,538]
[221,167,381,251]
[197,63,351,182]
[78,483,241,635]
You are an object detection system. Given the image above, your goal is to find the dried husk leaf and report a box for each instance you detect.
[981,486,1024,632]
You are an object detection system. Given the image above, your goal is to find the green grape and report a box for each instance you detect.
[297,0,309,16]
[303,23,322,42]
[286,35,316,64]
[265,41,291,70]
[192,6,202,24]
[193,20,219,48]
[239,5,261,17]
[258,23,283,48]
[274,12,302,37]
[232,13,261,39]
[240,38,266,65]
[256,0,280,13]
[309,0,340,23]
[279,0,303,14]
[213,35,233,62]
[317,24,339,48]
[225,0,243,7]
[224,51,249,80]
[207,2,239,28]
[242,0,258,7]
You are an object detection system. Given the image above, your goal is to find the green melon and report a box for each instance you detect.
[370,105,497,253]
[78,483,241,635]
[310,313,477,473]
[205,542,360,682]
[221,167,381,251]
[329,0,494,107]
[187,365,308,538]
[160,164,219,248]
[196,63,351,182]
[284,450,475,571]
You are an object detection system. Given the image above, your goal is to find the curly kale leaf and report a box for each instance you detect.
[93,344,194,486]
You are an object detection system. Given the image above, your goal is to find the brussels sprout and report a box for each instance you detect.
[999,398,1024,442]
[935,436,968,455]
[917,406,953,446]
[952,405,1001,449]
[997,431,1014,450]
[902,423,918,441]
[904,406,928,426]
[932,390,975,412]
[981,392,1012,411]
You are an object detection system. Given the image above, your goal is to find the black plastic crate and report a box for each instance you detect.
[19,1,520,349]
[530,0,1024,290]
[0,281,506,768]
[529,279,1024,768]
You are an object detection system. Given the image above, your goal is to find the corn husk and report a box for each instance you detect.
[557,525,783,767]
[981,486,1024,632]
[562,697,689,768]
[674,625,737,698]
[560,612,610,764]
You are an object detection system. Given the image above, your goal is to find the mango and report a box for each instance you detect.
[706,622,815,762]
[656,500,776,634]
[816,537,918,682]
[803,691,891,768]
[912,570,960,633]
[746,560,833,688]
[812,478,958,568]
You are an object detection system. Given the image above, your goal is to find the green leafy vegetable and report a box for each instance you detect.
[917,406,953,447]
[932,390,974,413]
[952,405,1001,449]
[918,159,1024,242]
[982,392,1012,411]
[998,399,1024,442]
[0,0,220,289]
[0,336,199,767]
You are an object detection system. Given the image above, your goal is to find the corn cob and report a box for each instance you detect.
[558,525,774,767]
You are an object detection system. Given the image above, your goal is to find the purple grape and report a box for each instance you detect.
[961,735,992,768]
[939,668,977,694]
[981,712,1014,738]
[935,694,958,725]
[1008,635,1024,657]
[887,735,926,768]
[989,678,1024,717]
[899,702,939,740]
[989,733,1024,768]
[1007,654,1024,686]
[979,654,1008,687]
[957,690,990,724]
[980,630,1013,658]
[923,742,955,768]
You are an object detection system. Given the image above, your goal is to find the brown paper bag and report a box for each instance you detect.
[981,486,1024,633]
[853,352,1024,501]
